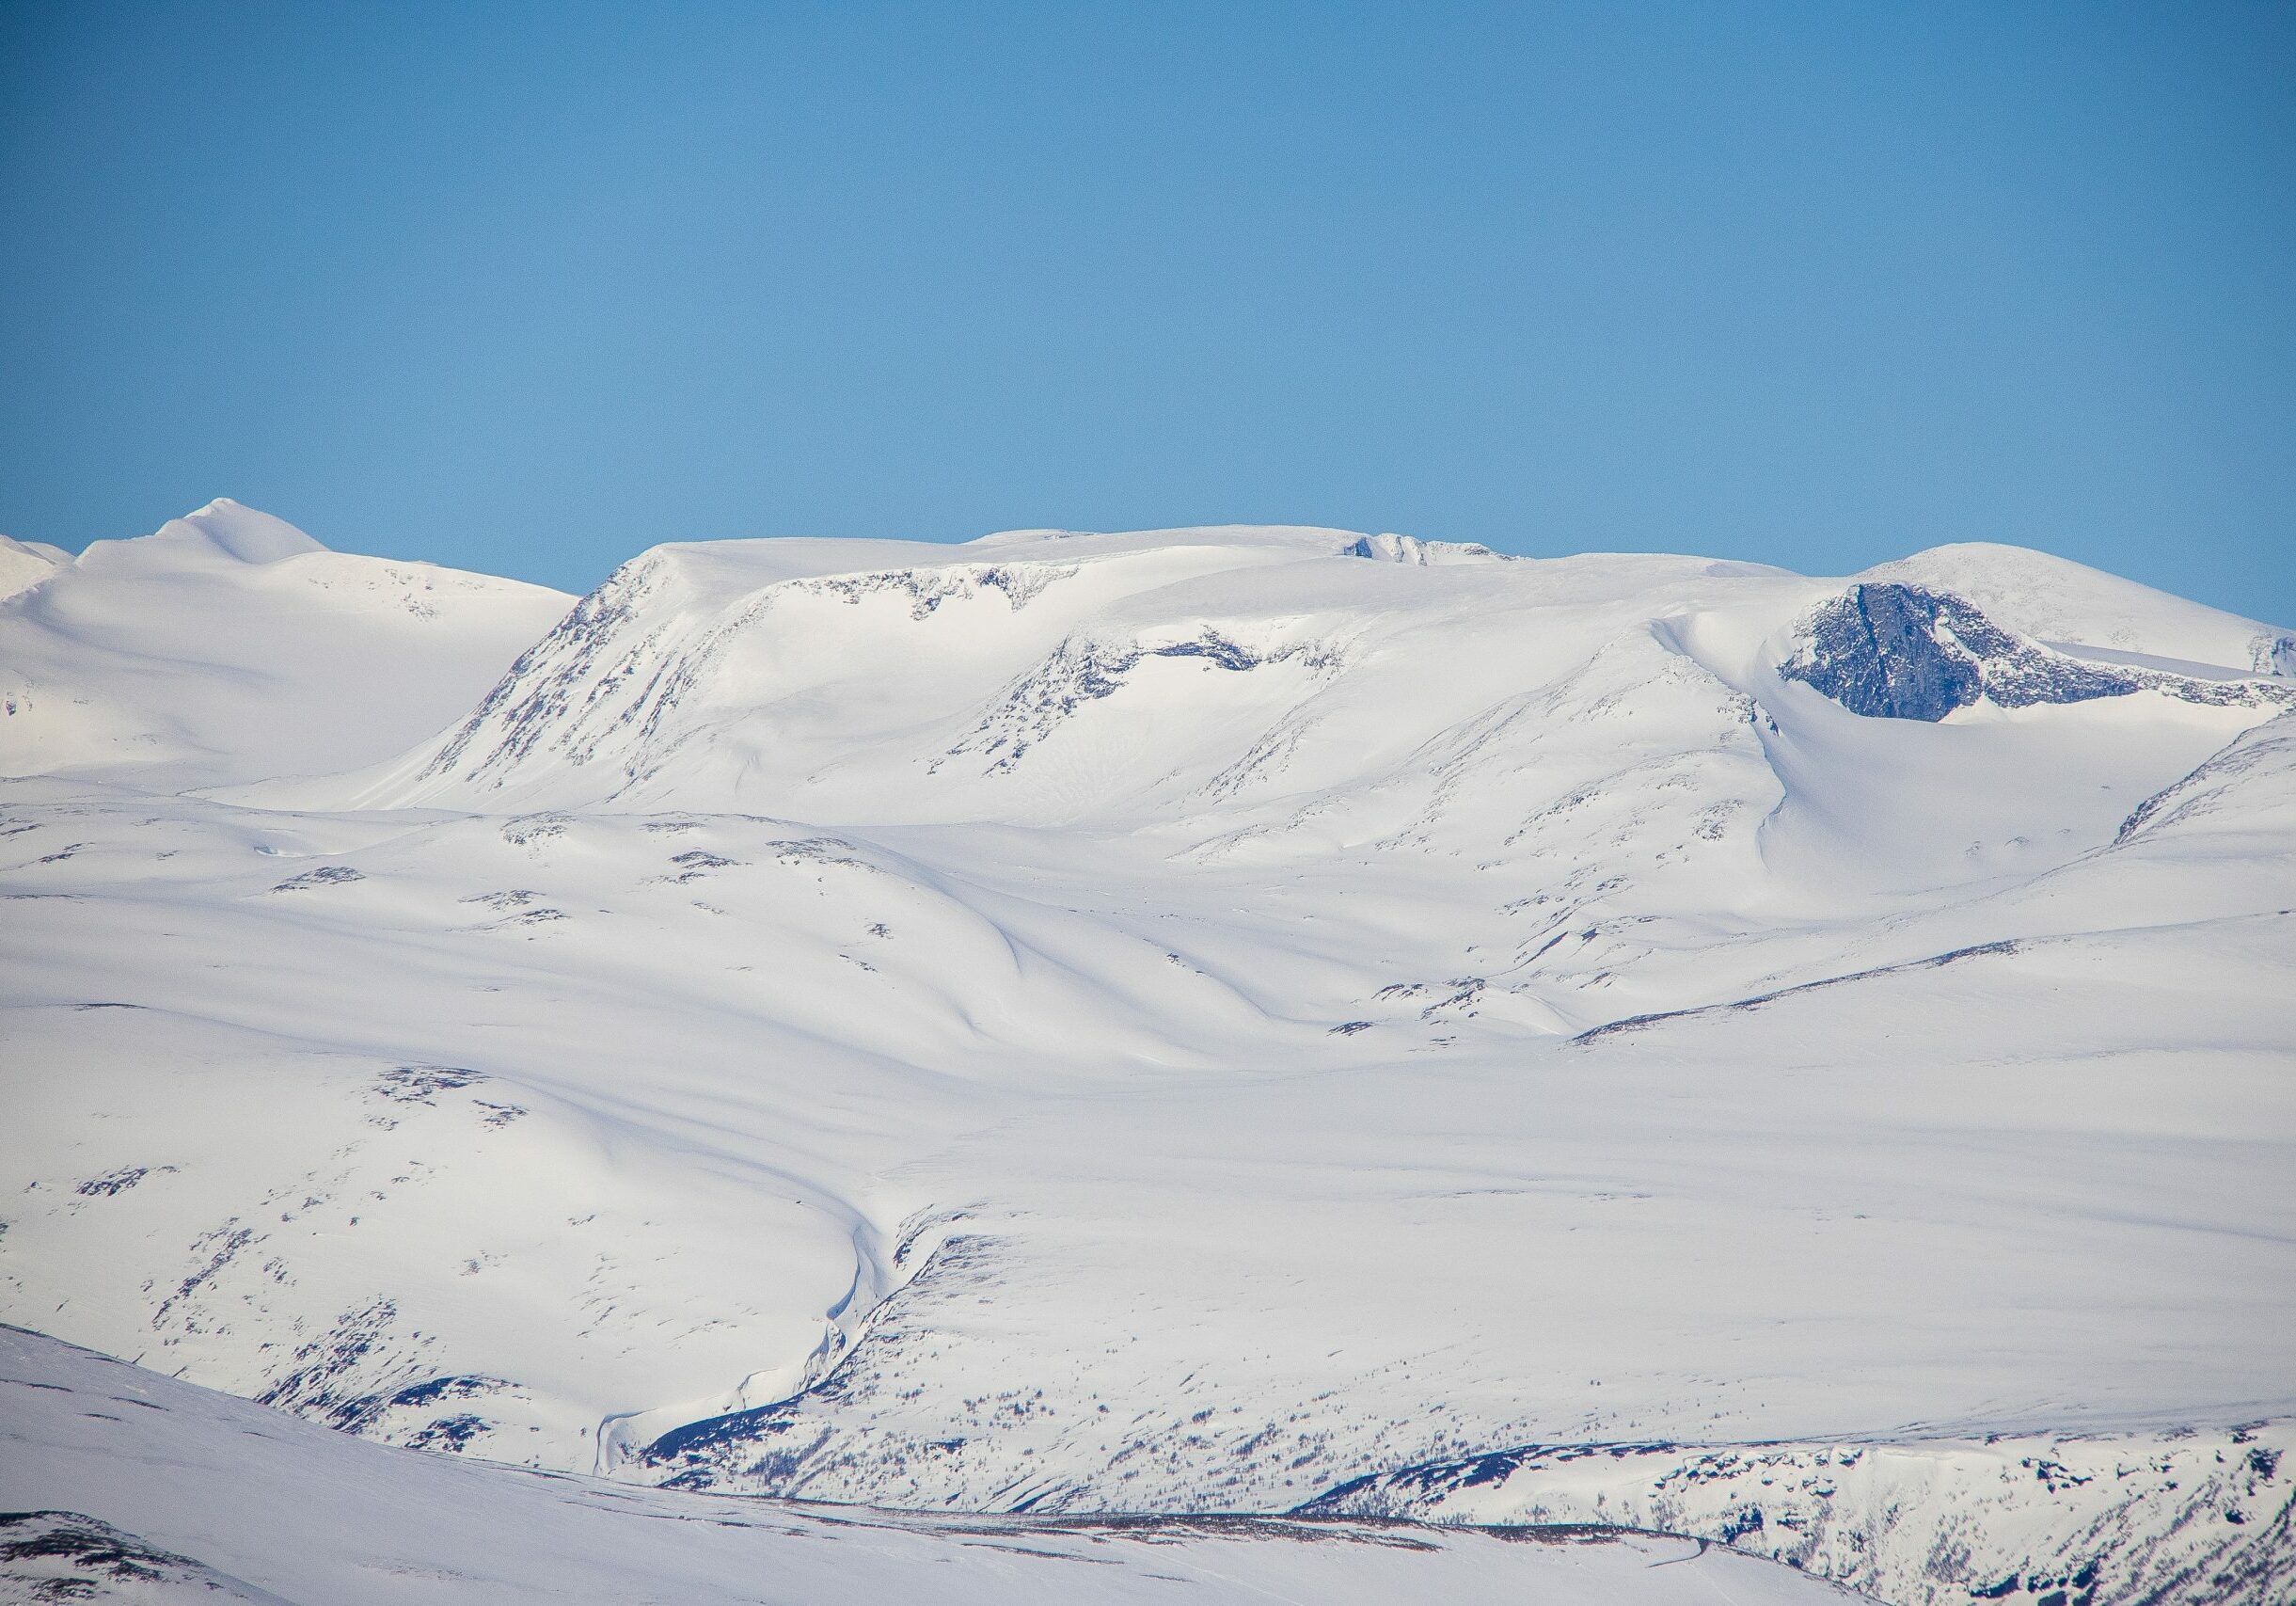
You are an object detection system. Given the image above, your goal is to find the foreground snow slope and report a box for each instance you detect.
[3,507,2292,1604]
[0,1324,1855,1606]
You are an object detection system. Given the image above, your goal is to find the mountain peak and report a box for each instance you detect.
[70,498,327,571]
[159,498,328,564]
[1863,541,2291,672]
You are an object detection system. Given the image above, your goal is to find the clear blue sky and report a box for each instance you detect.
[4,2,2291,621]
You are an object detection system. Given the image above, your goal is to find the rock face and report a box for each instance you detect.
[0,1509,285,1603]
[1784,583,2006,718]
[1781,582,2292,720]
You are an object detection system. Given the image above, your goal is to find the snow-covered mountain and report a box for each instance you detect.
[0,500,570,787]
[3,505,2290,1604]
[298,525,2291,830]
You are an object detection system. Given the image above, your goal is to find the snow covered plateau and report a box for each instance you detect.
[2,499,2291,1604]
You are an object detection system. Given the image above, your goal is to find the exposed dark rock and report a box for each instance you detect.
[270,865,364,892]
[1780,583,2294,722]
[0,1510,276,1602]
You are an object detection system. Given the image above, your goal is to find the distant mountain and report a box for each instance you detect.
[0,500,570,787]
[1867,540,2296,675]
[1780,581,2289,719]
[288,523,2289,835]
[2,505,2289,1606]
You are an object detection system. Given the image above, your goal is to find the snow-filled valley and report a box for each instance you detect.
[2,499,2291,1604]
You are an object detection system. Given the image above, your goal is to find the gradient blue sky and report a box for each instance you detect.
[4,1,2291,620]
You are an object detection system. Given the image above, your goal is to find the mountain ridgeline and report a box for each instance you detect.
[299,525,2294,831]
[3,504,2292,1606]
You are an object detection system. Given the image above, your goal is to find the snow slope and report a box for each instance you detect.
[0,536,69,604]
[1306,1425,2293,1606]
[0,1323,1854,1605]
[0,501,570,787]
[1866,542,2296,676]
[2,505,2291,1604]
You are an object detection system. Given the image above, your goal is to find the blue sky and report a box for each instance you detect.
[3,1,2291,621]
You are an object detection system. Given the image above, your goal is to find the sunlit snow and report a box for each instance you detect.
[3,501,2290,1604]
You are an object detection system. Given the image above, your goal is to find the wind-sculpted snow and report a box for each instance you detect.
[3,507,2293,1603]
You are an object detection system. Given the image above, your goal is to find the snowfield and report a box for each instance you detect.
[0,1322,1855,1605]
[2,500,2290,1604]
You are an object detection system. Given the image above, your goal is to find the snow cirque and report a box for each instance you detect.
[2,503,2291,1603]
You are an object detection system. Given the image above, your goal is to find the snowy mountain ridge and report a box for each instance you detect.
[2,503,2290,1605]
[0,499,571,787]
[292,522,2293,836]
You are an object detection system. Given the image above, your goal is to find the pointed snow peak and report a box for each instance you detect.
[72,499,327,574]
[65,502,325,583]
[160,499,327,564]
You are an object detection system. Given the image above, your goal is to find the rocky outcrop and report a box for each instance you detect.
[1781,584,2293,720]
